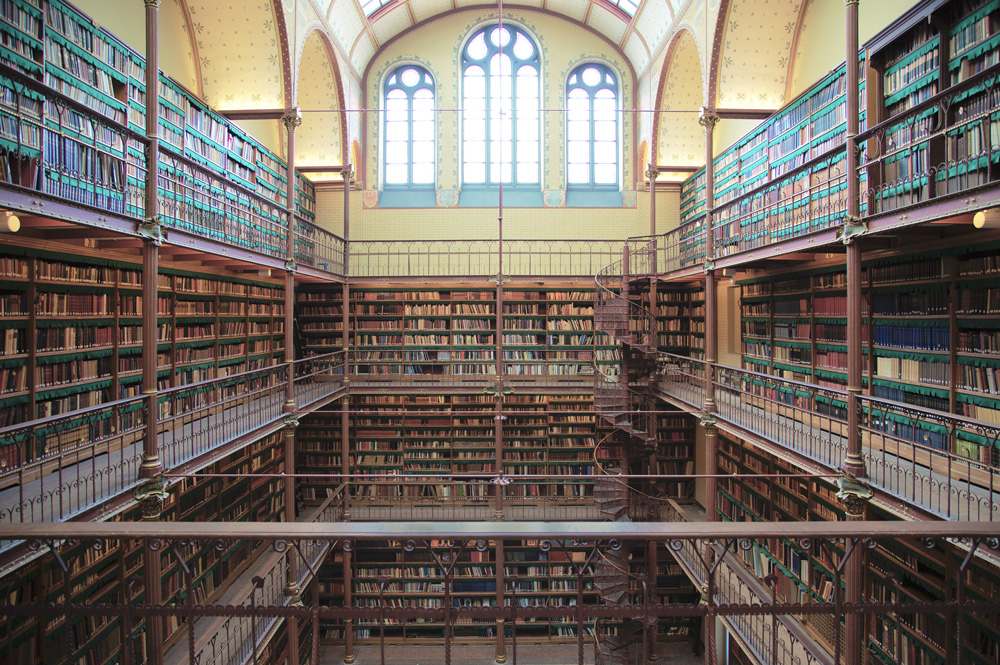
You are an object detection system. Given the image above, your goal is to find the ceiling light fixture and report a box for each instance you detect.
[2,211,20,233]
[973,208,1000,229]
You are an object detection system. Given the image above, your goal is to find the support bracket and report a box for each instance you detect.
[137,215,164,246]
[838,215,868,244]
[133,473,170,520]
[836,470,873,518]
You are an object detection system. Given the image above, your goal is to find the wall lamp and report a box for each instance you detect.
[973,208,1000,229]
[1,211,19,233]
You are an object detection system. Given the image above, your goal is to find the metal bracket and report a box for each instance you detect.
[838,215,868,244]
[132,473,170,520]
[283,414,300,431]
[836,471,873,517]
[284,258,297,273]
[137,215,164,246]
[484,385,514,397]
[488,273,511,284]
[703,260,715,273]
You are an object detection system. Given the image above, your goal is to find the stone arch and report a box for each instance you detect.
[655,29,704,166]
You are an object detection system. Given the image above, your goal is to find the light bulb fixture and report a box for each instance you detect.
[2,211,19,233]
[973,208,1000,229]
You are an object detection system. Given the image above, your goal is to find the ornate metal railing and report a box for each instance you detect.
[294,216,346,275]
[293,351,347,409]
[1,523,997,665]
[857,64,1000,217]
[656,353,1000,521]
[594,256,655,350]
[349,239,622,278]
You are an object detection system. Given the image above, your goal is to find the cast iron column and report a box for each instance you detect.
[139,0,163,482]
[840,3,871,665]
[280,109,303,665]
[699,108,720,665]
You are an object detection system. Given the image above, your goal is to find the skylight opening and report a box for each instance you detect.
[362,0,392,17]
[609,0,639,17]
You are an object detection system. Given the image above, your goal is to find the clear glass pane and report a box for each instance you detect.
[567,120,589,139]
[568,163,589,184]
[401,68,420,87]
[385,122,408,142]
[491,163,513,182]
[517,140,538,161]
[465,67,485,97]
[513,32,534,60]
[464,141,485,163]
[412,165,434,184]
[567,142,589,164]
[465,163,485,183]
[517,162,537,183]
[412,121,434,140]
[594,121,616,139]
[517,120,538,140]
[492,53,512,77]
[594,142,616,164]
[385,143,407,164]
[412,141,434,163]
[491,140,512,163]
[490,26,511,47]
[582,66,601,87]
[466,34,487,60]
[385,164,407,183]
[594,164,616,183]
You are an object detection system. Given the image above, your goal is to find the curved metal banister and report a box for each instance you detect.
[594,255,656,351]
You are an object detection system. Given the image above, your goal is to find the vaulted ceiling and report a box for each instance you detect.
[316,0,688,76]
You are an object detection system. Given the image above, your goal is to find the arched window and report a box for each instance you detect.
[384,65,434,186]
[462,24,539,186]
[566,63,618,187]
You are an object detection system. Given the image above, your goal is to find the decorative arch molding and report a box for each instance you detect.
[171,0,204,98]
[784,0,812,103]
[706,0,731,110]
[272,0,293,106]
[652,25,704,165]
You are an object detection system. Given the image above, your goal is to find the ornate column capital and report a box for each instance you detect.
[698,108,720,132]
[133,474,169,520]
[143,0,161,8]
[837,471,873,518]
[645,166,660,182]
[340,165,355,182]
[281,108,303,133]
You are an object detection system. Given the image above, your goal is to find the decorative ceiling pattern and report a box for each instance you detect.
[657,31,703,166]
[714,0,803,109]
[185,1,286,109]
[297,32,343,166]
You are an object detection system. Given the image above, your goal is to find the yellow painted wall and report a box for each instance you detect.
[789,0,917,98]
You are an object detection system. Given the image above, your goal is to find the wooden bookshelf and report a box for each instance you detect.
[0,241,285,430]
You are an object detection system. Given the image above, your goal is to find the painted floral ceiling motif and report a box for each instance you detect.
[297,32,343,166]
[715,0,804,109]
[185,1,286,109]
[658,31,703,166]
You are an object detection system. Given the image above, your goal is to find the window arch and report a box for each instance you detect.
[462,24,540,186]
[566,63,618,187]
[383,64,435,186]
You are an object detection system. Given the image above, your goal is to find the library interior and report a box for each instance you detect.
[1,0,1000,663]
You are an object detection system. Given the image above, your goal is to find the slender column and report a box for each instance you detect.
[280,109,303,665]
[840,3,870,665]
[138,6,163,662]
[697,111,721,665]
[495,540,506,664]
[647,539,658,661]
[139,0,163,481]
[342,166,353,274]
[343,546,354,664]
[647,166,658,237]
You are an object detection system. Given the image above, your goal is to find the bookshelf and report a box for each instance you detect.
[645,284,705,360]
[0,0,319,257]
[0,431,287,664]
[736,242,1000,467]
[326,283,618,378]
[0,241,285,430]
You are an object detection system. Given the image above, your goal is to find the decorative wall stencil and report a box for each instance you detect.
[543,190,566,208]
[363,190,380,209]
[621,190,637,208]
[436,190,459,208]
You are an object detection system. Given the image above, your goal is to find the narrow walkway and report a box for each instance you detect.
[319,641,702,665]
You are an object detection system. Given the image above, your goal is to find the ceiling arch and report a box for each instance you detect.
[184,0,287,110]
[655,29,704,166]
[712,0,805,109]
[296,29,345,167]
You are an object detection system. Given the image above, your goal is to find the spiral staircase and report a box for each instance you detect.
[591,239,662,665]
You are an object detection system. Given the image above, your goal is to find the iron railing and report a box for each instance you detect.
[349,239,623,278]
[1,523,998,665]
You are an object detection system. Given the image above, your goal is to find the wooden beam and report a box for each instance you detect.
[715,108,776,120]
[220,109,286,121]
